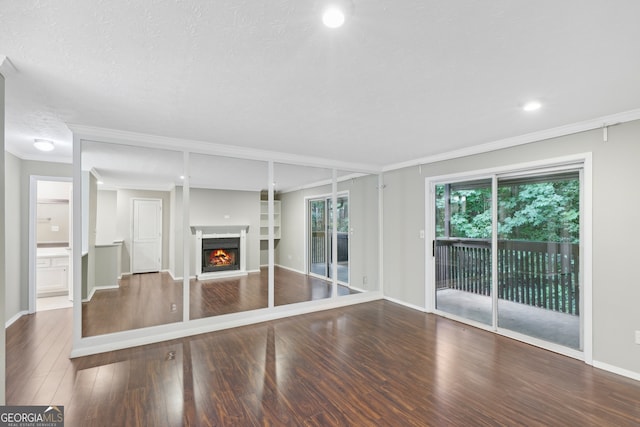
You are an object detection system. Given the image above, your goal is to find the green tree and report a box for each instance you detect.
[436,177,579,243]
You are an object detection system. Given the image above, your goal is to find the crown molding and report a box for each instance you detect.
[68,124,382,174]
[5,146,72,165]
[382,108,640,172]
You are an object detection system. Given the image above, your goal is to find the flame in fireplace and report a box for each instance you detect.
[209,249,235,266]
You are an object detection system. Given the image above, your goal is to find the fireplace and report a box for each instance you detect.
[202,237,240,273]
[191,225,249,280]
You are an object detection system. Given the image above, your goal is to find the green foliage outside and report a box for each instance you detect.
[311,197,349,233]
[436,178,579,243]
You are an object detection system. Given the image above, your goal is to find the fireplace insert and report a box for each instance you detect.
[202,237,240,272]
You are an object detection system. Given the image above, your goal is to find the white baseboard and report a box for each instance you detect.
[382,297,640,383]
[86,285,120,302]
[383,295,427,312]
[162,269,177,280]
[593,360,640,382]
[274,264,306,275]
[5,310,29,328]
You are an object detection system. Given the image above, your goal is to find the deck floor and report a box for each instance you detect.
[436,288,580,349]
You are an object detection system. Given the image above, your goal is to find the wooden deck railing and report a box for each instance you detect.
[435,238,579,315]
[311,232,349,263]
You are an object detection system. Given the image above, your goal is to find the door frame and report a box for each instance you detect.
[424,153,592,364]
[28,175,73,313]
[130,197,163,274]
[305,191,350,285]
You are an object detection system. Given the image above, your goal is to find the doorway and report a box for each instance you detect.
[131,198,163,274]
[30,177,73,312]
[308,194,349,284]
[429,165,586,357]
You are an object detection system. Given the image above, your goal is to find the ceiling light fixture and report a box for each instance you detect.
[523,101,542,112]
[34,139,55,152]
[323,6,345,28]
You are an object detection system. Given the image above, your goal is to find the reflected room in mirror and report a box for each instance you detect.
[81,140,185,337]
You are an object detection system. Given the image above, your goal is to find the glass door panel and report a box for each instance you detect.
[497,172,581,349]
[434,179,492,325]
[309,195,350,285]
[328,196,349,283]
[309,199,327,277]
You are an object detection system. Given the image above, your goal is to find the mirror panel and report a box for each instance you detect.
[188,153,268,319]
[339,173,380,293]
[273,164,379,305]
[81,140,184,337]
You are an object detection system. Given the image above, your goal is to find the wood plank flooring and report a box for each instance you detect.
[83,267,357,336]
[7,300,640,426]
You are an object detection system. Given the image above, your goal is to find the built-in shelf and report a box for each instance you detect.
[260,200,281,240]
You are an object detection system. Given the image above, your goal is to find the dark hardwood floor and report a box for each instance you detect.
[7,300,640,426]
[83,267,357,336]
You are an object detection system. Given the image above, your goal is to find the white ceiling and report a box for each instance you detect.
[2,1,640,178]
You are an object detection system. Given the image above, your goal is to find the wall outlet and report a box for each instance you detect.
[51,225,59,232]
[419,230,425,239]
[635,330,640,345]
[363,276,368,285]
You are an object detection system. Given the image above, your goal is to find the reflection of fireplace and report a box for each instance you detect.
[192,225,249,280]
[202,238,240,273]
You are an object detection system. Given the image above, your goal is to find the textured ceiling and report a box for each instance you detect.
[2,0,640,173]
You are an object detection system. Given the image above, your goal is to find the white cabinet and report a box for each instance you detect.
[37,248,69,297]
[260,200,281,240]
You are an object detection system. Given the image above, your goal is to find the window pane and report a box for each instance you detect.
[497,172,581,349]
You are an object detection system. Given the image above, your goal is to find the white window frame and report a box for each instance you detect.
[424,153,592,364]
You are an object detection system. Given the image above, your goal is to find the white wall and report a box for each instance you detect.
[277,175,380,290]
[170,186,184,278]
[347,174,380,291]
[95,189,117,245]
[4,152,21,323]
[0,72,6,404]
[382,119,640,377]
[277,189,308,272]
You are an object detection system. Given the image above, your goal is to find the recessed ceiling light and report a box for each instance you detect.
[97,180,104,185]
[323,7,345,28]
[34,139,55,152]
[523,101,542,112]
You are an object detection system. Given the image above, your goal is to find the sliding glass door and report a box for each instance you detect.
[309,195,349,284]
[432,169,581,351]
[434,179,493,326]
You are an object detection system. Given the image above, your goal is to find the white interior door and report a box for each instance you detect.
[132,198,162,273]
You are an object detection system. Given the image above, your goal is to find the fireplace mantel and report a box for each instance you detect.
[192,225,249,280]
[190,225,249,235]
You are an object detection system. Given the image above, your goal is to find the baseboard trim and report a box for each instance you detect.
[5,311,29,328]
[86,285,120,302]
[593,360,640,382]
[381,297,640,383]
[274,264,306,275]
[162,269,178,280]
[383,295,427,312]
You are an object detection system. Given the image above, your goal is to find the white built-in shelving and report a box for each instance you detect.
[260,200,281,240]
